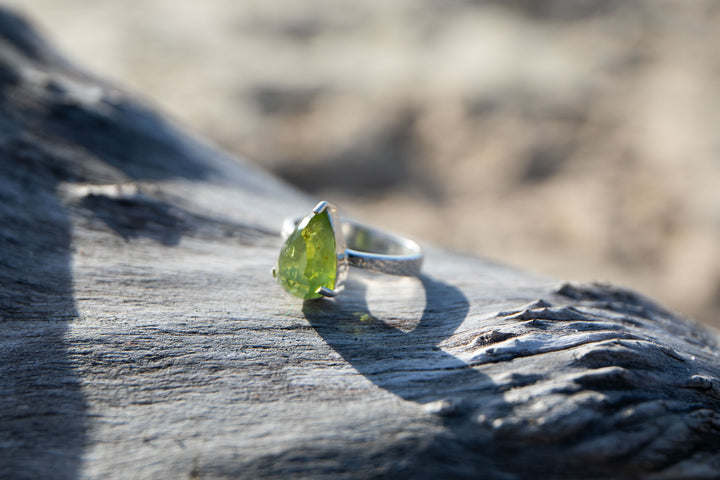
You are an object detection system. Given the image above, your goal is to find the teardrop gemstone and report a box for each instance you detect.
[276,209,337,299]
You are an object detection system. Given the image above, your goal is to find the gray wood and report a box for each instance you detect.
[1,7,719,479]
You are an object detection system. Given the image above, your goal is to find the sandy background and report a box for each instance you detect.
[8,0,720,326]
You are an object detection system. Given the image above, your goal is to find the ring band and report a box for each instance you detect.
[274,201,423,300]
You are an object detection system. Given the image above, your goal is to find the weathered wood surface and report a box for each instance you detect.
[1,7,720,479]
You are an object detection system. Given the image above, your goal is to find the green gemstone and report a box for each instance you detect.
[276,209,337,300]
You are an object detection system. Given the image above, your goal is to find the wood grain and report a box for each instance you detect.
[1,7,719,479]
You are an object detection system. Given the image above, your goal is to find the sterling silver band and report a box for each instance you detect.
[282,214,423,277]
[343,221,423,276]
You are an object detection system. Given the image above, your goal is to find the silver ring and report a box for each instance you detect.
[273,201,423,300]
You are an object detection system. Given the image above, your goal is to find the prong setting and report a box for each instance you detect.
[312,201,329,214]
[324,203,348,297]
[315,286,339,297]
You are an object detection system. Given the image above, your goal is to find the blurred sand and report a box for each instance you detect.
[9,0,720,326]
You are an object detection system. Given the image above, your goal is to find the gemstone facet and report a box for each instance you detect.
[276,209,337,299]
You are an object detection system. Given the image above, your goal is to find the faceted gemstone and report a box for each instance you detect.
[276,209,337,299]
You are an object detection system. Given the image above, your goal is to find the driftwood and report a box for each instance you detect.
[1,7,720,479]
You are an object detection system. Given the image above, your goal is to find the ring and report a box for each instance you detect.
[273,201,423,300]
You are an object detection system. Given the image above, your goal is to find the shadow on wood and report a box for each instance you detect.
[1,140,87,478]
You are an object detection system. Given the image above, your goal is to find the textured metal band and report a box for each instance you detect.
[282,216,423,277]
[342,221,422,276]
